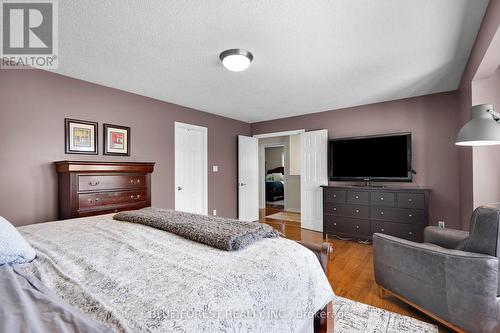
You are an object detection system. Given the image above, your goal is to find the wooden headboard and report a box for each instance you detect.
[55,161,155,219]
[266,166,284,175]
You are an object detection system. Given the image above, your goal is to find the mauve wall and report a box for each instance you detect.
[457,0,500,228]
[472,67,500,207]
[251,92,462,229]
[0,69,250,226]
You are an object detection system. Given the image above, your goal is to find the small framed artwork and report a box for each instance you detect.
[65,118,98,155]
[103,123,130,156]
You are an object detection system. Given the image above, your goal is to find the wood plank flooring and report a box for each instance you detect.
[260,207,453,333]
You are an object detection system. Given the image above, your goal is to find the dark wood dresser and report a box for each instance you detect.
[323,185,430,242]
[55,161,155,219]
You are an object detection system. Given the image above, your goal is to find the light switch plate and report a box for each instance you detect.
[438,221,445,228]
[213,165,218,172]
[213,209,217,216]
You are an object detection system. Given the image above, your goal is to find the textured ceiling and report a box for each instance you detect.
[53,0,490,122]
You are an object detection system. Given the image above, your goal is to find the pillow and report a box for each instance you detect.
[0,216,36,265]
[272,173,284,181]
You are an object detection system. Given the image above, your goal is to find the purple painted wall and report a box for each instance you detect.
[252,92,462,229]
[472,67,500,208]
[457,0,500,228]
[0,69,250,226]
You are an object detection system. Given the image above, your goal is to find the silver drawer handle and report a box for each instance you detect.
[136,195,140,199]
[408,198,413,202]
[380,211,384,215]
[409,232,413,235]
[130,179,134,183]
[333,208,337,211]
[408,214,413,217]
[355,209,360,213]
[381,228,385,232]
[356,225,359,229]
[137,179,141,184]
[380,197,384,201]
[130,195,134,199]
[355,195,359,199]
[333,223,337,226]
[88,181,100,186]
[333,194,337,198]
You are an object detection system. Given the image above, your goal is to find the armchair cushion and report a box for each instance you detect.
[464,206,500,257]
[424,226,469,249]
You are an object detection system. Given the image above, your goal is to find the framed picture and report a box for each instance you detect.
[65,118,98,155]
[103,123,130,156]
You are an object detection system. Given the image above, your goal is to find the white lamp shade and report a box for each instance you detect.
[456,104,500,146]
[219,49,253,72]
[222,54,251,72]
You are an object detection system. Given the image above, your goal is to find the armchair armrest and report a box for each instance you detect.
[424,226,469,249]
[373,233,499,333]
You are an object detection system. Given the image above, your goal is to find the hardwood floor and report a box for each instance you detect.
[260,208,453,333]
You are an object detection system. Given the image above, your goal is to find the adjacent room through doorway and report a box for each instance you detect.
[257,133,302,225]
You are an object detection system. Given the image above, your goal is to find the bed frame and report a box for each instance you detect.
[297,241,333,333]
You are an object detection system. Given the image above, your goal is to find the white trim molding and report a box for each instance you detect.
[253,129,305,139]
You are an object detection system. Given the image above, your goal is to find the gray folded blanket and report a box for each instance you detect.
[113,208,280,251]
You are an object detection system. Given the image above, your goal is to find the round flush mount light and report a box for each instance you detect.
[219,49,253,72]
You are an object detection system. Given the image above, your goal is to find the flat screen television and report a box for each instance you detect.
[329,133,412,182]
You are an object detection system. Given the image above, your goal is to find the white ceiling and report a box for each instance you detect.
[54,0,490,123]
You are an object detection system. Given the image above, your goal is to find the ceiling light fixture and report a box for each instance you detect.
[219,49,253,72]
[456,104,500,146]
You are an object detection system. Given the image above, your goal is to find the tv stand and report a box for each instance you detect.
[322,185,430,242]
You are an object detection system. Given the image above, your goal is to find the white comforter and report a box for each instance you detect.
[18,214,334,333]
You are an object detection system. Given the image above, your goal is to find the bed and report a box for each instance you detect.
[14,213,334,333]
[266,166,285,202]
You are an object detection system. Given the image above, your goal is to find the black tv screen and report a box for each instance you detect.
[329,133,412,182]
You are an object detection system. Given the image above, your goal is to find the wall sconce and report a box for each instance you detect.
[456,104,500,146]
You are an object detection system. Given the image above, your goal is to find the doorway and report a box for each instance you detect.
[256,132,303,226]
[264,145,285,208]
[174,122,208,215]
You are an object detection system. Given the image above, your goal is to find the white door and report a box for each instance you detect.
[175,122,208,215]
[301,130,328,231]
[238,135,259,221]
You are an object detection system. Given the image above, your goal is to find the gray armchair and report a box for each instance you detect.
[373,205,500,333]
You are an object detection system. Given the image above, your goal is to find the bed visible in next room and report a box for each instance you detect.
[266,166,285,202]
[12,211,334,333]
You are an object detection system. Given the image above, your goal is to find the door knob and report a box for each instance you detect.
[240,183,247,186]
[177,186,182,191]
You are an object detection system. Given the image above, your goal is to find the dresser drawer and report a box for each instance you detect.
[78,175,146,192]
[325,203,369,219]
[77,202,148,217]
[370,192,395,207]
[397,192,425,209]
[371,207,425,224]
[79,190,146,209]
[372,221,424,242]
[324,189,346,203]
[324,216,370,237]
[346,191,369,205]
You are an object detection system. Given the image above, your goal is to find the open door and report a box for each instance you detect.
[301,130,328,231]
[238,135,259,221]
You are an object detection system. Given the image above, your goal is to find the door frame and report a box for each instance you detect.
[174,121,208,215]
[253,129,305,139]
